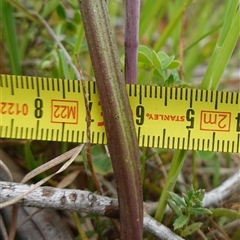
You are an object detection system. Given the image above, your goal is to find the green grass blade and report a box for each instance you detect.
[210,9,240,90]
[154,149,187,222]
[2,0,22,74]
[58,49,71,79]
[200,0,239,90]
[6,0,40,23]
[183,23,222,54]
[73,21,85,55]
[139,0,166,38]
[153,0,192,52]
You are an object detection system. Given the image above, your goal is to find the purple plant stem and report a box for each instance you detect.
[78,1,143,239]
[125,0,140,84]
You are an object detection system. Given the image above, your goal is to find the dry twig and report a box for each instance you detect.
[0,181,183,239]
[1,170,239,239]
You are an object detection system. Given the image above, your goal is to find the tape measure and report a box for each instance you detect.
[0,74,239,153]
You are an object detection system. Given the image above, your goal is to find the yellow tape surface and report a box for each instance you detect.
[0,75,239,153]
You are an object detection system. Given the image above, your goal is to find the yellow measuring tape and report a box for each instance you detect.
[0,75,239,153]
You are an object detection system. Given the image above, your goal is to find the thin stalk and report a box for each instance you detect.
[125,0,140,84]
[154,149,187,222]
[141,147,146,183]
[78,1,143,239]
[192,151,198,190]
[72,212,88,240]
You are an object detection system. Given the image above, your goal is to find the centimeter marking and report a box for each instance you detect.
[0,74,239,153]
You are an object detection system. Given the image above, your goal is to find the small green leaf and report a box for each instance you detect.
[181,222,203,237]
[171,69,181,82]
[138,52,152,66]
[161,55,175,69]
[197,150,215,160]
[152,50,162,69]
[153,68,164,79]
[167,199,183,216]
[174,80,183,86]
[194,189,205,202]
[63,20,77,33]
[188,185,195,199]
[157,51,169,61]
[156,52,180,69]
[138,45,152,58]
[91,145,113,174]
[187,186,205,207]
[138,45,152,66]
[167,60,181,69]
[73,11,81,23]
[137,62,147,69]
[169,192,187,207]
[81,149,89,173]
[56,4,66,20]
[41,60,53,70]
[191,197,203,207]
[189,207,212,216]
[173,215,189,230]
[182,193,189,203]
[164,74,175,87]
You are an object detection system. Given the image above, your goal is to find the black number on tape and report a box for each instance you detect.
[186,109,195,129]
[34,98,43,119]
[136,105,145,125]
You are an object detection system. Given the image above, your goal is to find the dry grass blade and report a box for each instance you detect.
[0,145,84,208]
[0,214,9,240]
[0,160,13,182]
[57,169,82,188]
[206,215,232,240]
[21,146,81,183]
[1,150,74,240]
[16,208,42,228]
